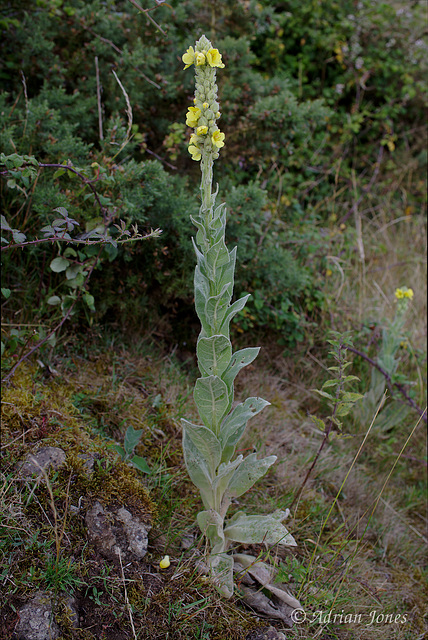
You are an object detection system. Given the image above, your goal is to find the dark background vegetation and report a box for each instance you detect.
[1,0,426,356]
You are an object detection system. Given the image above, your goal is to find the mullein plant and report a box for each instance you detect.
[181,35,297,598]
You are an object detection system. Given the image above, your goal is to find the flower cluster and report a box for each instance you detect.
[182,36,226,162]
[395,287,414,300]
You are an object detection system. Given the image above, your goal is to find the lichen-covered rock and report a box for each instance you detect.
[85,501,151,562]
[14,591,61,640]
[18,447,66,479]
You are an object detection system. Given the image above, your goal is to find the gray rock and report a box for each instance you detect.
[85,501,151,562]
[18,447,66,479]
[14,591,61,640]
[116,506,150,558]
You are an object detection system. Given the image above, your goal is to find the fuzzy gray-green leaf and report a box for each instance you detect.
[225,453,277,499]
[224,510,297,547]
[205,284,232,332]
[181,418,221,476]
[197,335,232,377]
[222,347,260,391]
[194,376,229,433]
[220,397,270,462]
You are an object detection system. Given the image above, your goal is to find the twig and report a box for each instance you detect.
[126,0,166,35]
[95,56,103,141]
[347,345,427,423]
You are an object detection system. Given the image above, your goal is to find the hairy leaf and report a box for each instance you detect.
[225,453,277,499]
[224,510,297,547]
[194,376,229,433]
[197,335,232,377]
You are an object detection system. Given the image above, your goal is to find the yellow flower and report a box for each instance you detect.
[189,133,199,145]
[395,287,413,300]
[186,106,201,127]
[211,130,225,148]
[197,125,208,135]
[195,51,206,66]
[182,46,195,69]
[159,555,170,569]
[206,48,225,68]
[188,144,202,161]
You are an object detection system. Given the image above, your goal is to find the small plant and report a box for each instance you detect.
[181,35,297,599]
[291,330,364,508]
[351,286,426,427]
[111,424,151,474]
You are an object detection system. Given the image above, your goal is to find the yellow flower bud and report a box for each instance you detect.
[203,102,209,109]
[195,52,206,66]
[159,555,170,569]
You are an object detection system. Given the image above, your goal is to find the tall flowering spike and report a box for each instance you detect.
[183,35,225,171]
[181,36,297,602]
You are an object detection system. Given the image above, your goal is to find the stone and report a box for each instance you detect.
[14,591,61,640]
[85,501,151,562]
[18,447,66,480]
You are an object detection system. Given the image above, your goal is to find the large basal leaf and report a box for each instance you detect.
[197,335,232,377]
[222,347,260,391]
[225,453,277,499]
[194,376,229,433]
[224,510,297,547]
[181,418,221,477]
[220,397,270,461]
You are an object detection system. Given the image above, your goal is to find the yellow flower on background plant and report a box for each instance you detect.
[186,106,201,127]
[182,46,195,69]
[211,130,225,148]
[395,287,414,300]
[197,125,208,135]
[206,48,225,68]
[188,144,202,161]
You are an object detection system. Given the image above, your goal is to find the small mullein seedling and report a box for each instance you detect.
[112,424,151,474]
[181,35,297,598]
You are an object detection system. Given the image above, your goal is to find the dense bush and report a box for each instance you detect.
[1,0,426,353]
